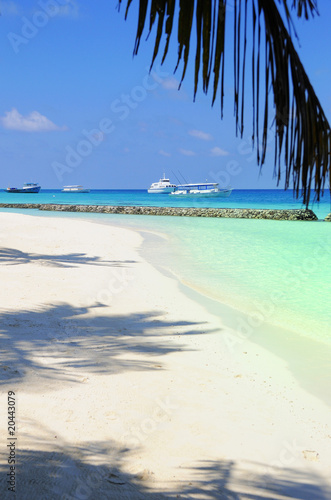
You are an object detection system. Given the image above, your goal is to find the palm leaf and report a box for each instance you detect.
[119,0,330,207]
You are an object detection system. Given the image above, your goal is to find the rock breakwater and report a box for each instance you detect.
[0,203,319,220]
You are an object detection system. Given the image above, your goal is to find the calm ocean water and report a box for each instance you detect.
[1,189,330,347]
[0,187,330,219]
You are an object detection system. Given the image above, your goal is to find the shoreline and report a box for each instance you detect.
[0,212,330,499]
[137,227,331,407]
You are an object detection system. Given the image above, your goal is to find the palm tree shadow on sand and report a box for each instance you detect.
[0,302,215,386]
[0,247,136,268]
[0,437,329,499]
[1,304,330,499]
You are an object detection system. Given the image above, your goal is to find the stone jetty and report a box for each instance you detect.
[0,203,319,220]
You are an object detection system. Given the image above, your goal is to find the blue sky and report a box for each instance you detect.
[0,0,330,190]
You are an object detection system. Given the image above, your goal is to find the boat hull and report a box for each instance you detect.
[61,185,90,193]
[148,187,176,194]
[170,189,232,198]
[62,189,91,193]
[6,186,41,193]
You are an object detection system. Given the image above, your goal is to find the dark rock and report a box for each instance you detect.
[0,203,319,221]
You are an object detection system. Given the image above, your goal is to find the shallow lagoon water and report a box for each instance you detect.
[1,188,330,346]
[156,216,331,343]
[94,213,330,345]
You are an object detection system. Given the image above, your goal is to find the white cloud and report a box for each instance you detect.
[159,150,171,157]
[1,1,20,15]
[210,146,229,157]
[189,129,213,141]
[161,78,180,90]
[179,148,196,157]
[56,1,80,19]
[1,1,79,18]
[0,108,67,132]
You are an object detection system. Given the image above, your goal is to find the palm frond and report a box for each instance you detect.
[257,0,330,204]
[118,0,330,207]
[290,0,318,19]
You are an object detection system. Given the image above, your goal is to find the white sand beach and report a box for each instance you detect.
[0,212,330,499]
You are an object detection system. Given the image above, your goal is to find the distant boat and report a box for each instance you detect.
[6,183,41,193]
[148,174,176,193]
[61,185,90,193]
[170,182,232,197]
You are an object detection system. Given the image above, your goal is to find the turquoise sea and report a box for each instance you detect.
[0,187,330,219]
[1,188,330,401]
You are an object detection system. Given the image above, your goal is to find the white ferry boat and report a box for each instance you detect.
[170,182,232,197]
[148,174,176,193]
[6,183,41,193]
[62,185,90,193]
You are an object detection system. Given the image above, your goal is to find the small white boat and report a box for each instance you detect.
[148,174,176,193]
[170,182,232,197]
[61,185,90,193]
[6,183,41,193]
